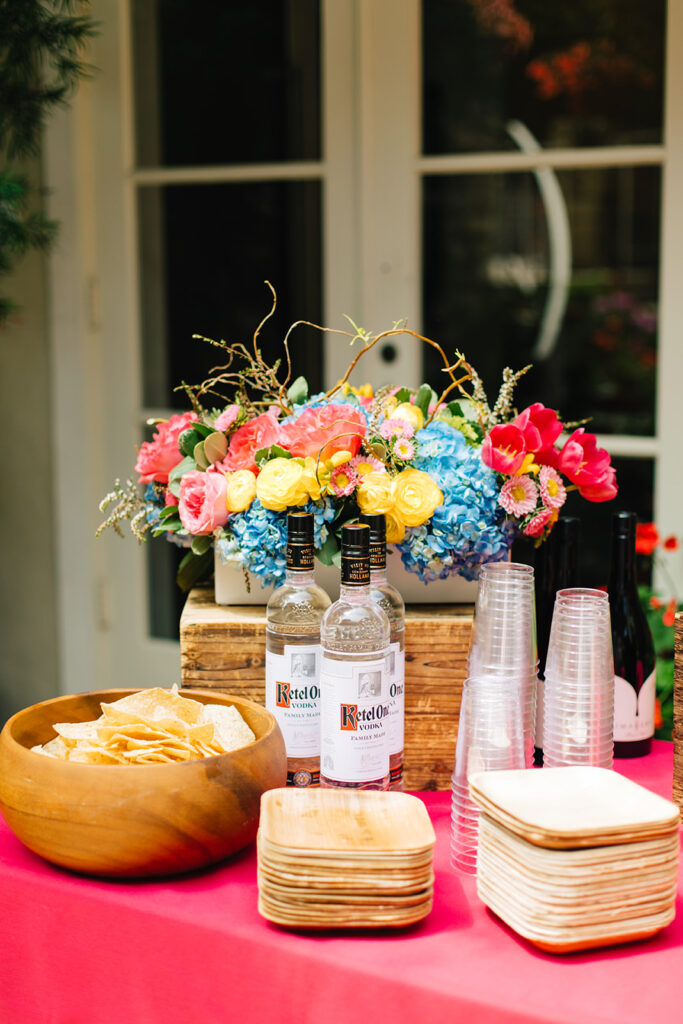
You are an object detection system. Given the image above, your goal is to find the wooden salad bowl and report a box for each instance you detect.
[0,689,286,878]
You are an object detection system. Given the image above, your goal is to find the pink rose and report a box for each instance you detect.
[214,404,240,432]
[556,429,617,500]
[279,403,366,460]
[164,489,179,508]
[134,412,198,485]
[513,403,563,454]
[178,471,229,535]
[221,412,281,473]
[481,424,527,475]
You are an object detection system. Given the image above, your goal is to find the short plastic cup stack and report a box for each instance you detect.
[543,588,614,769]
[451,561,537,874]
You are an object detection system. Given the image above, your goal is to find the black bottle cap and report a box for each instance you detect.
[286,511,314,571]
[612,510,637,539]
[287,511,314,543]
[359,513,386,544]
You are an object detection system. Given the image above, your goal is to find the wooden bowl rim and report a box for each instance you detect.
[1,688,279,773]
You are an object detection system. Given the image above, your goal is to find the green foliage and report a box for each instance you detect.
[0,0,97,322]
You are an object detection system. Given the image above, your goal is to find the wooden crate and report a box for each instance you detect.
[673,613,683,812]
[180,587,473,791]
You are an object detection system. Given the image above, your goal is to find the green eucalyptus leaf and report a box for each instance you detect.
[159,504,180,519]
[255,444,292,467]
[369,441,387,460]
[415,383,436,418]
[176,548,214,592]
[395,387,412,403]
[178,429,203,458]
[191,535,212,556]
[447,401,464,417]
[203,431,228,464]
[287,375,309,405]
[193,442,210,470]
[169,455,196,484]
[193,421,216,438]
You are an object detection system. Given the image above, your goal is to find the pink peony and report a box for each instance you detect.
[214,404,240,432]
[221,412,281,474]
[481,424,527,475]
[538,466,566,510]
[556,429,617,501]
[279,403,366,461]
[513,403,563,454]
[523,509,556,538]
[134,412,198,485]
[178,470,229,535]
[499,475,538,516]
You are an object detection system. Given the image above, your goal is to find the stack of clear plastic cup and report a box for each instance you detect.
[451,676,526,873]
[468,562,538,767]
[543,588,614,769]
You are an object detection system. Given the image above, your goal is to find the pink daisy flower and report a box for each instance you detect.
[539,465,567,510]
[498,475,538,517]
[380,418,414,440]
[329,464,358,497]
[393,437,415,461]
[350,454,384,477]
[523,509,555,538]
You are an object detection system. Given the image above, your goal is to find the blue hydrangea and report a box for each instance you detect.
[396,421,512,582]
[216,498,336,587]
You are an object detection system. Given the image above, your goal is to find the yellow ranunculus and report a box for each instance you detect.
[392,469,442,527]
[356,471,394,515]
[389,402,424,431]
[385,510,406,544]
[225,469,257,512]
[300,456,322,501]
[256,458,308,511]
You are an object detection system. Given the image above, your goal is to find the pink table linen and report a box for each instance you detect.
[0,742,679,1024]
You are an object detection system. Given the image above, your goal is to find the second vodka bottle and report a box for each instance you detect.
[320,523,391,789]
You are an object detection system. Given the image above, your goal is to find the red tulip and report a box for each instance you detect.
[513,403,563,454]
[556,428,617,501]
[481,424,527,474]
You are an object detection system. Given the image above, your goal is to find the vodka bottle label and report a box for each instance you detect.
[387,641,405,756]
[265,643,321,758]
[613,669,656,742]
[320,654,390,783]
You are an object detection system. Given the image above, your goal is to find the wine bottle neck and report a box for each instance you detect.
[609,534,637,592]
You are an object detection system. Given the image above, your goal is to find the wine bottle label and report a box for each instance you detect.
[320,654,390,783]
[387,641,405,756]
[613,670,656,742]
[265,644,321,757]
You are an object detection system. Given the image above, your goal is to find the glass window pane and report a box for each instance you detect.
[422,165,659,436]
[422,0,664,153]
[138,180,323,409]
[132,0,321,167]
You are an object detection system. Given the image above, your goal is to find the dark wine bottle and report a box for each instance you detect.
[608,511,656,758]
[534,516,580,766]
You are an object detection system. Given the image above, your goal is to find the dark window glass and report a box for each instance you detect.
[133,0,321,167]
[423,0,664,153]
[422,165,659,435]
[138,180,323,409]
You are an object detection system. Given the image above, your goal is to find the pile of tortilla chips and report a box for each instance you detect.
[30,686,256,765]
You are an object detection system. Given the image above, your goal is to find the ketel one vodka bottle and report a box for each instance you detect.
[320,522,391,789]
[265,511,331,786]
[608,511,656,758]
[360,512,406,790]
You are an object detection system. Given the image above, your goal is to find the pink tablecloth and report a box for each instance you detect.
[0,743,680,1024]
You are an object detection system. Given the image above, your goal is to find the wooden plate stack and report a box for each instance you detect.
[257,788,436,929]
[469,766,680,953]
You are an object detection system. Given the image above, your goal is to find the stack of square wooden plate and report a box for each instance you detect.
[469,766,680,953]
[257,788,435,929]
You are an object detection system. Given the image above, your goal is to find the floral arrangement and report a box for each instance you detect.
[98,287,618,591]
[635,522,681,741]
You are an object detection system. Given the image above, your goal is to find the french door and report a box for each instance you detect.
[47,0,683,693]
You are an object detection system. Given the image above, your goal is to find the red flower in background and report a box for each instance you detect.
[664,535,679,551]
[662,599,677,628]
[635,522,660,556]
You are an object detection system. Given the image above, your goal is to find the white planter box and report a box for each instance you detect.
[213,549,477,606]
